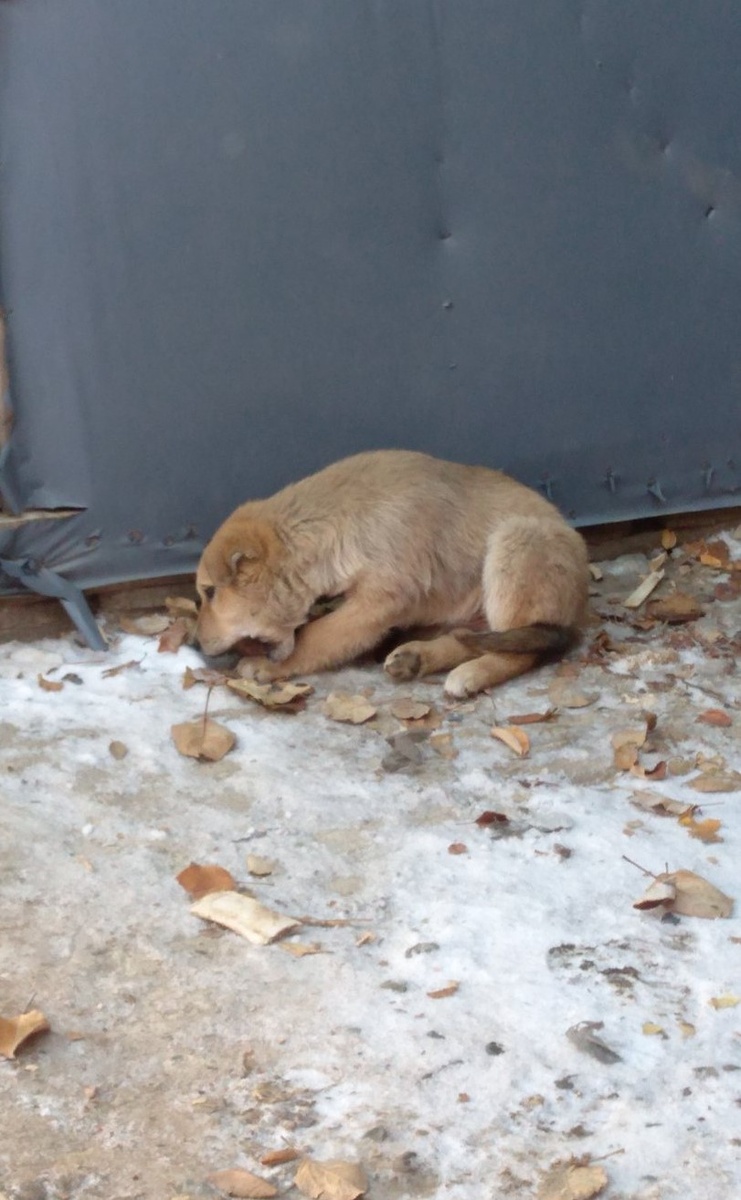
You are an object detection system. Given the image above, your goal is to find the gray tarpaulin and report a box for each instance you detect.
[1,1,739,607]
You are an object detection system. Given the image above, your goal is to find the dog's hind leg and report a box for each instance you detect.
[443,515,588,698]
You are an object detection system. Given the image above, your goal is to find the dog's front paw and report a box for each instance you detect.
[236,656,283,683]
[384,643,423,681]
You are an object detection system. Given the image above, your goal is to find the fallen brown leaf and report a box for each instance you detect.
[696,708,732,728]
[646,592,706,624]
[278,941,324,958]
[630,759,667,782]
[108,740,129,760]
[119,613,170,636]
[448,843,468,855]
[689,770,741,794]
[709,993,740,1009]
[171,717,236,761]
[294,1159,368,1200]
[474,810,509,827]
[208,1168,277,1198]
[677,812,723,843]
[642,1021,665,1036]
[547,679,597,709]
[322,693,377,724]
[631,790,691,817]
[176,862,237,900]
[491,725,530,756]
[538,1160,608,1200]
[227,678,313,711]
[157,617,193,654]
[427,981,459,999]
[428,732,458,759]
[37,674,63,693]
[0,1009,50,1059]
[182,665,228,689]
[507,707,558,724]
[191,891,301,944]
[260,1148,301,1167]
[634,869,733,918]
[389,697,431,721]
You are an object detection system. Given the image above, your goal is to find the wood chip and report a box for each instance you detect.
[191,891,300,944]
[623,569,664,609]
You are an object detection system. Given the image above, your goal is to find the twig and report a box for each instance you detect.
[621,855,657,879]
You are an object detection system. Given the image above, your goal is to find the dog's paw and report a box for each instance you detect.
[384,644,423,682]
[236,655,282,683]
[443,660,489,699]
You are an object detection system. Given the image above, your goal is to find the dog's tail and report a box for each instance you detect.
[453,622,581,663]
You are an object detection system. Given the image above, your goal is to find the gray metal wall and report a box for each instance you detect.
[1,0,740,596]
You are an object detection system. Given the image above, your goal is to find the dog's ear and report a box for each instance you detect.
[206,517,282,583]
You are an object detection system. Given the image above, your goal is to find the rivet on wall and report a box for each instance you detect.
[647,480,667,503]
[701,464,715,491]
[604,469,618,494]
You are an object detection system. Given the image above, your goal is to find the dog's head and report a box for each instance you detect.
[195,513,308,659]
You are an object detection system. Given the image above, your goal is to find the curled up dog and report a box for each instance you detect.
[195,449,589,698]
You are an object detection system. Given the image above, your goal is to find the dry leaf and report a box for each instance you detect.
[227,678,313,711]
[646,592,705,624]
[623,569,664,609]
[171,718,236,761]
[182,665,229,689]
[260,1148,301,1167]
[389,697,431,721]
[37,674,63,693]
[678,1019,696,1038]
[661,530,677,550]
[507,707,558,724]
[642,1021,664,1036]
[119,613,170,636]
[176,862,237,900]
[631,759,668,782]
[631,790,691,817]
[157,617,192,654]
[588,563,603,580]
[696,708,732,728]
[490,725,530,756]
[191,891,300,944]
[709,994,740,1009]
[246,855,274,877]
[427,981,459,999]
[208,1168,277,1198]
[108,740,129,760]
[475,810,509,827]
[689,770,741,794]
[101,659,141,679]
[294,1159,368,1200]
[0,1010,50,1059]
[428,732,458,759]
[448,843,468,855]
[566,1021,621,1064]
[547,679,597,709]
[322,693,377,724]
[278,941,324,958]
[634,869,733,918]
[538,1160,608,1200]
[678,812,723,843]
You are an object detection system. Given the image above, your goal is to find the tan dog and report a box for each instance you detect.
[195,450,589,697]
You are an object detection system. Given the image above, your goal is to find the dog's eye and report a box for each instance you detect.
[203,585,216,602]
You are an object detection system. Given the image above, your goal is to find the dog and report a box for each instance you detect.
[195,449,589,697]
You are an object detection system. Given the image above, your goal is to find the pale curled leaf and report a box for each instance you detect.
[538,1161,608,1200]
[0,1010,50,1059]
[427,981,460,999]
[183,665,229,690]
[171,718,236,761]
[389,697,431,721]
[208,1167,277,1198]
[634,869,733,919]
[490,725,530,756]
[294,1159,368,1200]
[227,677,313,710]
[566,1021,621,1064]
[119,613,170,636]
[709,993,740,1009]
[323,693,377,724]
[37,674,63,693]
[246,854,274,877]
[689,770,741,794]
[630,790,690,817]
[191,891,300,944]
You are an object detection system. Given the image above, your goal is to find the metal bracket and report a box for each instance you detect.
[0,556,107,650]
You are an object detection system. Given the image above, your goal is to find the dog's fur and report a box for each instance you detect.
[195,449,589,697]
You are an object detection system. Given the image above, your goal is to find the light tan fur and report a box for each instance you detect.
[195,450,589,697]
